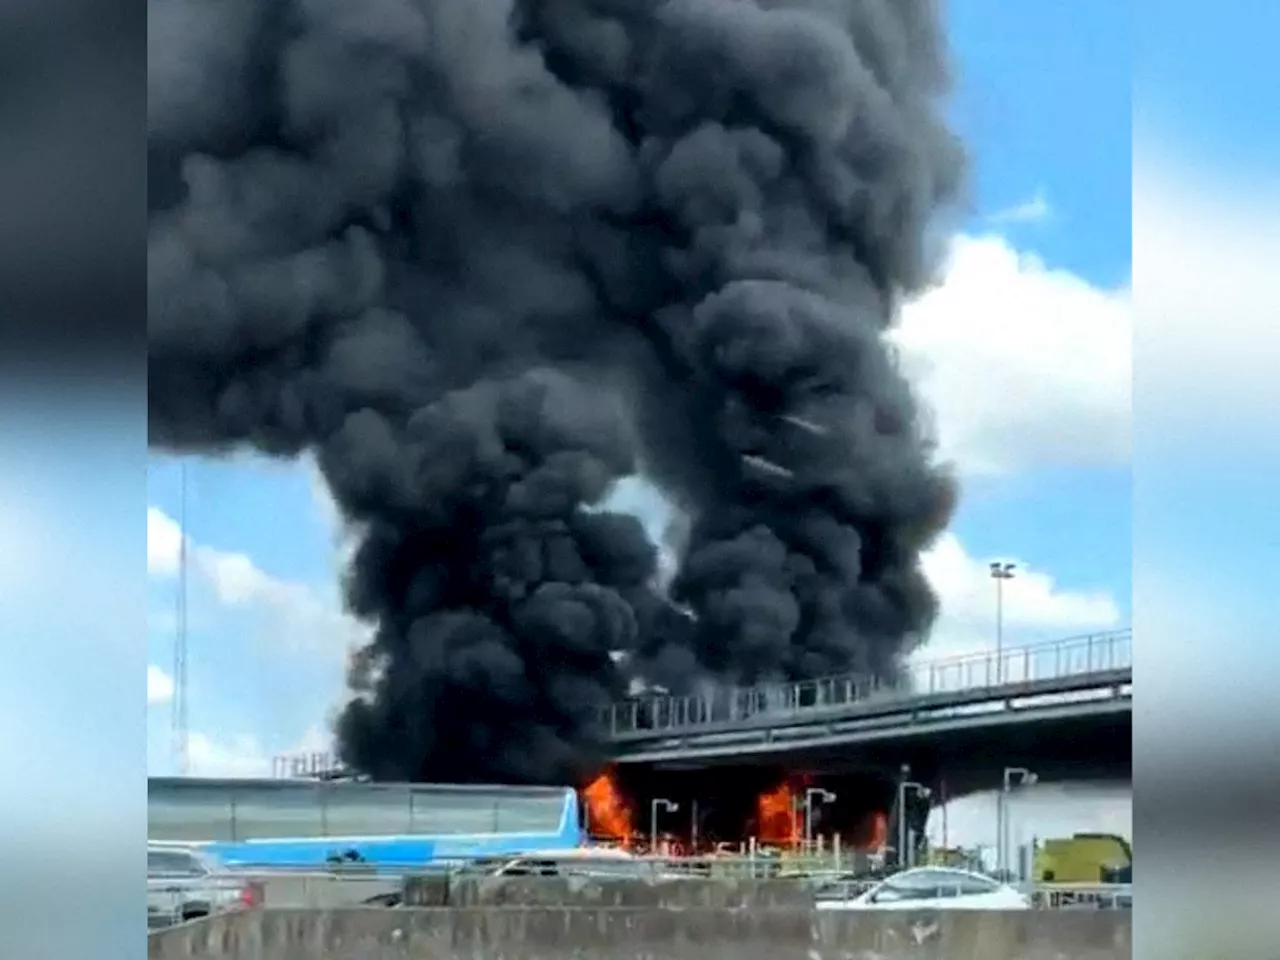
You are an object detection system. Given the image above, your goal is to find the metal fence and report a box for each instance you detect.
[147,854,1132,930]
[602,629,1132,736]
[1031,883,1133,910]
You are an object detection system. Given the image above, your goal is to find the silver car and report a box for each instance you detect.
[147,843,259,929]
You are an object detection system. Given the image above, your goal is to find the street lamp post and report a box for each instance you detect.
[998,767,1037,878]
[804,788,837,853]
[896,765,931,871]
[650,798,678,853]
[989,562,1016,682]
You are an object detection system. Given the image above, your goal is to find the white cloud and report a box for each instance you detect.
[147,504,369,655]
[147,505,183,576]
[186,731,271,778]
[147,482,363,772]
[199,548,308,610]
[916,531,1121,661]
[147,664,175,706]
[892,233,1131,477]
[185,724,334,778]
[988,188,1052,224]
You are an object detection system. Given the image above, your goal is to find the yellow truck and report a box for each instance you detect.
[1033,833,1132,883]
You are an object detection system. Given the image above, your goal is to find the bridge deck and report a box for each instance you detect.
[603,631,1132,767]
[613,687,1130,764]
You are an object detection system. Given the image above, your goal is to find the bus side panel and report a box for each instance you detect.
[160,782,585,868]
[204,828,581,869]
[201,837,433,868]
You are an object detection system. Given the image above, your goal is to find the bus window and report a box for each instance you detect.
[322,784,412,837]
[231,782,324,840]
[410,789,505,835]
[148,782,235,842]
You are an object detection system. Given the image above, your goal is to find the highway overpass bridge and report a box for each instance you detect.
[601,630,1131,805]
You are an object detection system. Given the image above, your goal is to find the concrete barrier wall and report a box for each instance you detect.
[257,874,404,909]
[440,876,815,909]
[149,907,1131,960]
[257,875,814,910]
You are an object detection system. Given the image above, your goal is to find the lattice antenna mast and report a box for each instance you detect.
[172,461,190,775]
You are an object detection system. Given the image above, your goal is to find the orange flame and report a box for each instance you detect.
[756,780,800,846]
[866,810,887,850]
[583,770,634,844]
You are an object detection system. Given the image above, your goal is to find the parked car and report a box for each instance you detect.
[379,848,674,908]
[815,866,1031,911]
[147,843,260,929]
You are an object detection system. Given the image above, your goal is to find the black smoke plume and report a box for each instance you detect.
[148,0,963,785]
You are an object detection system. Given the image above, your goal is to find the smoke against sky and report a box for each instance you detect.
[147,0,964,784]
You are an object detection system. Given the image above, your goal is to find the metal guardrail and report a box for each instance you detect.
[145,859,1130,925]
[602,630,1131,738]
[1030,883,1133,910]
[214,853,863,883]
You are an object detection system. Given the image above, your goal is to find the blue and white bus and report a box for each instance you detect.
[147,776,585,869]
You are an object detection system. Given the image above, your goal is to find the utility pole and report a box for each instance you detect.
[989,562,1016,682]
[895,765,930,871]
[804,788,837,854]
[650,798,678,853]
[940,777,949,852]
[173,461,190,775]
[998,767,1037,877]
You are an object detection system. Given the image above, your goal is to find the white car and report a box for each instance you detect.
[457,847,656,879]
[815,867,1031,911]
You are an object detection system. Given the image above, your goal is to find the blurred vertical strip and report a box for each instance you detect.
[1134,0,1280,957]
[0,0,146,957]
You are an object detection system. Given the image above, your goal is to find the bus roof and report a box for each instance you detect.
[148,776,574,796]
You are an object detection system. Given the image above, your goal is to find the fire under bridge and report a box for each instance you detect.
[599,631,1132,819]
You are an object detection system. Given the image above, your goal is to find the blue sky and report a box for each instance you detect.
[948,1,1131,285]
[145,2,1135,784]
[1136,0,1280,172]
[940,0,1131,607]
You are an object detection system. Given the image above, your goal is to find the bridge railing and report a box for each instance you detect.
[601,629,1131,738]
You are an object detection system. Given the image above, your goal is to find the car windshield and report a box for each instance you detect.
[871,869,999,901]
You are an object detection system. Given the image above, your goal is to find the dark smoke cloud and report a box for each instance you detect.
[148,0,963,784]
